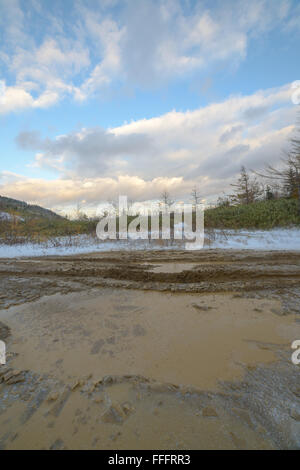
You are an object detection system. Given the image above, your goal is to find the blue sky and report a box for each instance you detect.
[0,0,299,214]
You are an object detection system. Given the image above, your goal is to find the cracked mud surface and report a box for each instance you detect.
[0,249,299,449]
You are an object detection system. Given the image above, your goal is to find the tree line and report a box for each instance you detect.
[216,115,300,214]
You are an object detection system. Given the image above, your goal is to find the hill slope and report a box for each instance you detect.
[0,195,63,220]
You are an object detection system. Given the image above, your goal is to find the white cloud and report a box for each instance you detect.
[0,0,297,113]
[0,172,190,211]
[0,80,61,113]
[10,82,297,210]
[0,80,33,113]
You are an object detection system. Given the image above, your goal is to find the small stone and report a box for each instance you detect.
[3,370,24,384]
[290,409,300,421]
[48,392,59,402]
[94,396,103,404]
[3,370,18,381]
[101,402,126,424]
[6,373,25,385]
[50,438,66,450]
[122,402,134,415]
[202,406,218,417]
[192,303,212,312]
[71,381,81,391]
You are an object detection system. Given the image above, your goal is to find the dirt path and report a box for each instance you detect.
[0,250,299,449]
[0,249,300,310]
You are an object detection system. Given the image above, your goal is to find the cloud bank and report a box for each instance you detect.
[0,82,295,212]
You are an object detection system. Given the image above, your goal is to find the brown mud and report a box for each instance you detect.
[1,250,300,310]
[0,249,299,449]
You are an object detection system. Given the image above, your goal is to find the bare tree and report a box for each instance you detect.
[75,201,89,220]
[231,166,262,205]
[217,194,231,207]
[190,186,201,209]
[160,190,174,211]
[254,121,300,214]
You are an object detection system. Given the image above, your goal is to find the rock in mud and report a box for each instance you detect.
[47,392,60,402]
[50,438,67,450]
[48,388,71,417]
[202,407,219,417]
[101,402,126,424]
[0,367,9,379]
[70,380,81,391]
[1,369,25,385]
[122,402,134,416]
[0,322,11,341]
[290,409,300,421]
[192,303,212,312]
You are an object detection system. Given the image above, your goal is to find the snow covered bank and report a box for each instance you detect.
[212,228,300,250]
[0,235,169,258]
[0,228,299,258]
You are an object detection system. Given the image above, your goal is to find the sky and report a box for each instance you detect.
[0,0,299,215]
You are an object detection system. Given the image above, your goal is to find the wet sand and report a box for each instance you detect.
[0,249,299,449]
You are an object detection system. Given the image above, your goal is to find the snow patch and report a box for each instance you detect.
[0,211,24,222]
[0,228,299,258]
[212,228,300,251]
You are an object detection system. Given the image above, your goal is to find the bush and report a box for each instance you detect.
[205,198,300,229]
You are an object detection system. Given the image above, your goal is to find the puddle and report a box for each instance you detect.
[15,260,43,263]
[0,287,299,449]
[1,289,297,389]
[143,263,199,273]
[0,376,274,450]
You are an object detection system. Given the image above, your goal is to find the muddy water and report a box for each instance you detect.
[143,262,199,273]
[0,250,300,449]
[0,289,296,389]
[0,376,274,450]
[0,286,299,449]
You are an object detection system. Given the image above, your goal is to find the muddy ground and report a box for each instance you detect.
[0,249,299,449]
